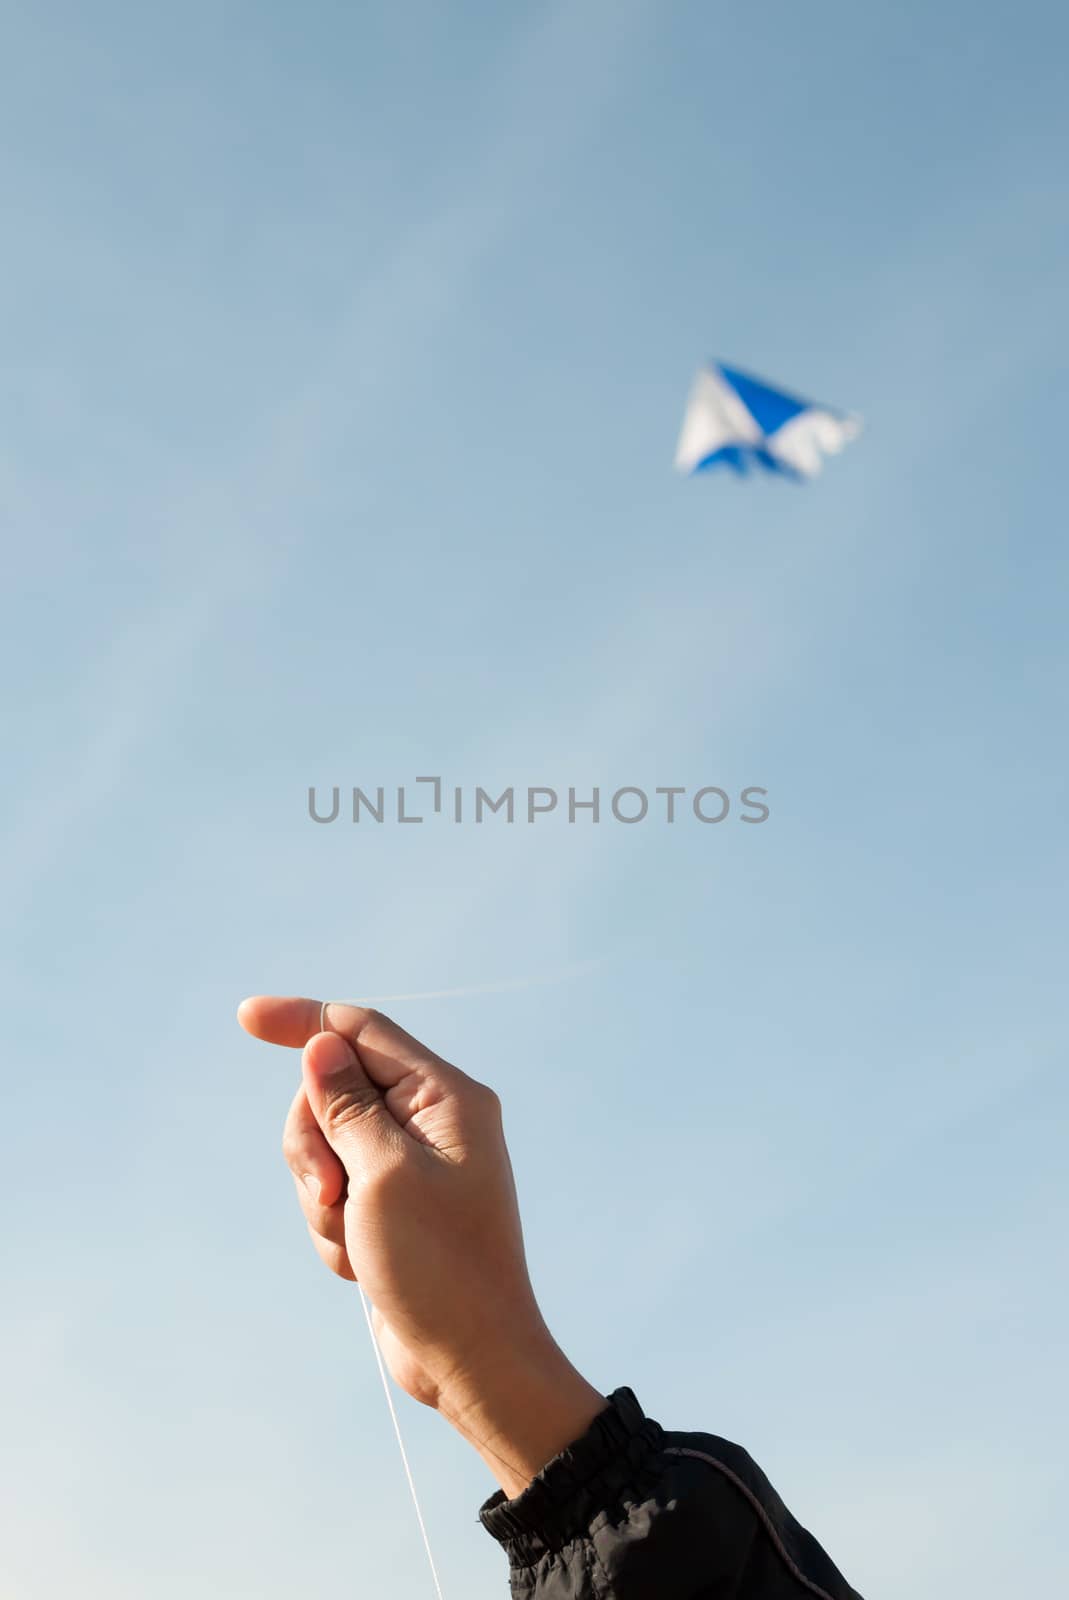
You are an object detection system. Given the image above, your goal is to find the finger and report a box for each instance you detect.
[307,1222,357,1282]
[238,996,456,1092]
[292,1172,348,1249]
[301,1030,403,1171]
[281,1083,347,1208]
[239,995,326,1046]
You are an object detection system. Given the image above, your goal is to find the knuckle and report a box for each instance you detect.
[471,1080,502,1119]
[323,1083,383,1132]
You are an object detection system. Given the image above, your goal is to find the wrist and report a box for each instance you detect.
[436,1334,607,1499]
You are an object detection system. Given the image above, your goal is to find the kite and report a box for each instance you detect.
[674,360,861,480]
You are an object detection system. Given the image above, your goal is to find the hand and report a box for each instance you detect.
[238,996,606,1495]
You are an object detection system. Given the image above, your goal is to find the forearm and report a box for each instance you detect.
[437,1333,607,1499]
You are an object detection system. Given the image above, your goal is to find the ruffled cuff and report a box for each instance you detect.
[478,1387,663,1564]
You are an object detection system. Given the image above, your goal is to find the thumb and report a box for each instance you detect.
[302,1030,401,1178]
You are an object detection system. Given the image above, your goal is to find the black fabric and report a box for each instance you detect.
[479,1388,863,1599]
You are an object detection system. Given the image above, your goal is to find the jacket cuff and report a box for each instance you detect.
[478,1387,663,1562]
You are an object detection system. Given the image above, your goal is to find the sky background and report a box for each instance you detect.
[1,1,1067,1596]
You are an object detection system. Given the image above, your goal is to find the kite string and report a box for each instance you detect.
[319,1007,444,1594]
[319,958,603,1012]
[357,1284,446,1600]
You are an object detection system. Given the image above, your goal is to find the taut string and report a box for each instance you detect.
[319,998,445,1598]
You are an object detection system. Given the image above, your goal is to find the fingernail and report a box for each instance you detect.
[313,1032,355,1077]
[302,1174,321,1202]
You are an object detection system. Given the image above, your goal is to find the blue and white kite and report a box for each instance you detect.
[674,361,861,480]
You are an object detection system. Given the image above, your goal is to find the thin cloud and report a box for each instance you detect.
[330,956,606,1006]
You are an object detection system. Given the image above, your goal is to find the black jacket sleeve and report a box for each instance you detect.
[479,1388,863,1600]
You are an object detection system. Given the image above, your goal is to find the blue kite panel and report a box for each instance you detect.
[716,363,809,437]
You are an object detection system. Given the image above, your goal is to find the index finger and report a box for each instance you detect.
[236,994,455,1088]
[237,994,348,1047]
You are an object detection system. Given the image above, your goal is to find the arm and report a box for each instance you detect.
[239,997,862,1599]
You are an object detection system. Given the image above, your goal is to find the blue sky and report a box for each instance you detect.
[1,1,1067,1594]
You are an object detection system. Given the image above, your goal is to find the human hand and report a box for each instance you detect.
[238,997,605,1494]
